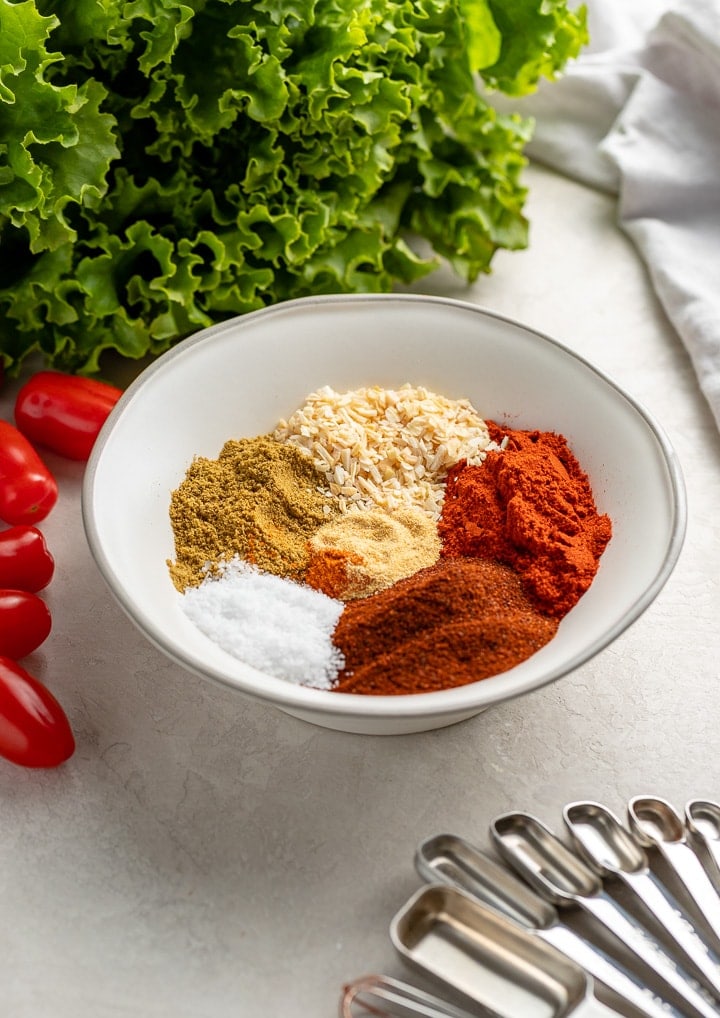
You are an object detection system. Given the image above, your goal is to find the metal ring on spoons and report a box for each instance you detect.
[629,796,720,954]
[564,801,720,1001]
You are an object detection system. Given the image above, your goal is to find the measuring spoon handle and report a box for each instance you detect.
[624,870,720,998]
[544,925,686,1018]
[573,1000,631,1018]
[581,892,720,1018]
[661,842,720,951]
[694,837,720,883]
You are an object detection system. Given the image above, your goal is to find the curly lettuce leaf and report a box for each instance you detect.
[0,0,588,375]
[0,1,119,255]
[479,0,589,95]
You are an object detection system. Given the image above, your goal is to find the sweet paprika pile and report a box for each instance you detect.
[438,424,612,619]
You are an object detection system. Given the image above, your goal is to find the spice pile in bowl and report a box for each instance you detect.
[167,384,611,696]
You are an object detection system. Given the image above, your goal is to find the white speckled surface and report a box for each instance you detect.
[2,163,719,1016]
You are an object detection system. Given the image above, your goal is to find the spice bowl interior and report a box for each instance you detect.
[82,294,686,736]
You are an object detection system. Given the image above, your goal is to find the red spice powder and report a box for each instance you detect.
[332,557,558,695]
[305,546,362,599]
[438,424,612,618]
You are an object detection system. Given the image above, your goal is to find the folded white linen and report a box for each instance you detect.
[495,1,720,430]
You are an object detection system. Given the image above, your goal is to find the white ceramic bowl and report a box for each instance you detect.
[82,294,686,735]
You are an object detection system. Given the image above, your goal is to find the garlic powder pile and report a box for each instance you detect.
[273,383,495,519]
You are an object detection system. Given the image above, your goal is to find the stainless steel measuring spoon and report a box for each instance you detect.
[491,811,720,1018]
[685,800,720,885]
[416,832,685,1018]
[629,796,720,954]
[391,883,625,1018]
[340,973,479,1018]
[564,801,720,1001]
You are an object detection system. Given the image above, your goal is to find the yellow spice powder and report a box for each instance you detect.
[307,506,441,600]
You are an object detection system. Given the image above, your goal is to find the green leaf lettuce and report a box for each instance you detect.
[0,0,587,374]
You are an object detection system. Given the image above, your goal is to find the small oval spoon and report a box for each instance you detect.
[565,801,720,999]
[629,796,720,953]
[686,800,720,884]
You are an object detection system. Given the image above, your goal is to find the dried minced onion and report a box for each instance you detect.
[273,383,495,519]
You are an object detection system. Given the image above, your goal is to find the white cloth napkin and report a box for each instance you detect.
[497,1,720,430]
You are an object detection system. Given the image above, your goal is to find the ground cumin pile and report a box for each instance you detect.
[168,436,338,591]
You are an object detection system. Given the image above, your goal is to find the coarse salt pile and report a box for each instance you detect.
[273,383,495,519]
[181,558,345,689]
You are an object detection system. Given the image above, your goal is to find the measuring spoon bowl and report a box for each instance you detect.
[415,833,557,931]
[628,796,686,848]
[564,801,648,876]
[491,812,604,905]
[686,801,720,845]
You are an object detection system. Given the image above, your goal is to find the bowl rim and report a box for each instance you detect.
[82,292,688,720]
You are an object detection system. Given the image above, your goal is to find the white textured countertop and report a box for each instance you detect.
[3,162,720,1016]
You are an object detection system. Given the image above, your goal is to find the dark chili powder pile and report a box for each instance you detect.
[333,557,559,695]
[332,422,611,695]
